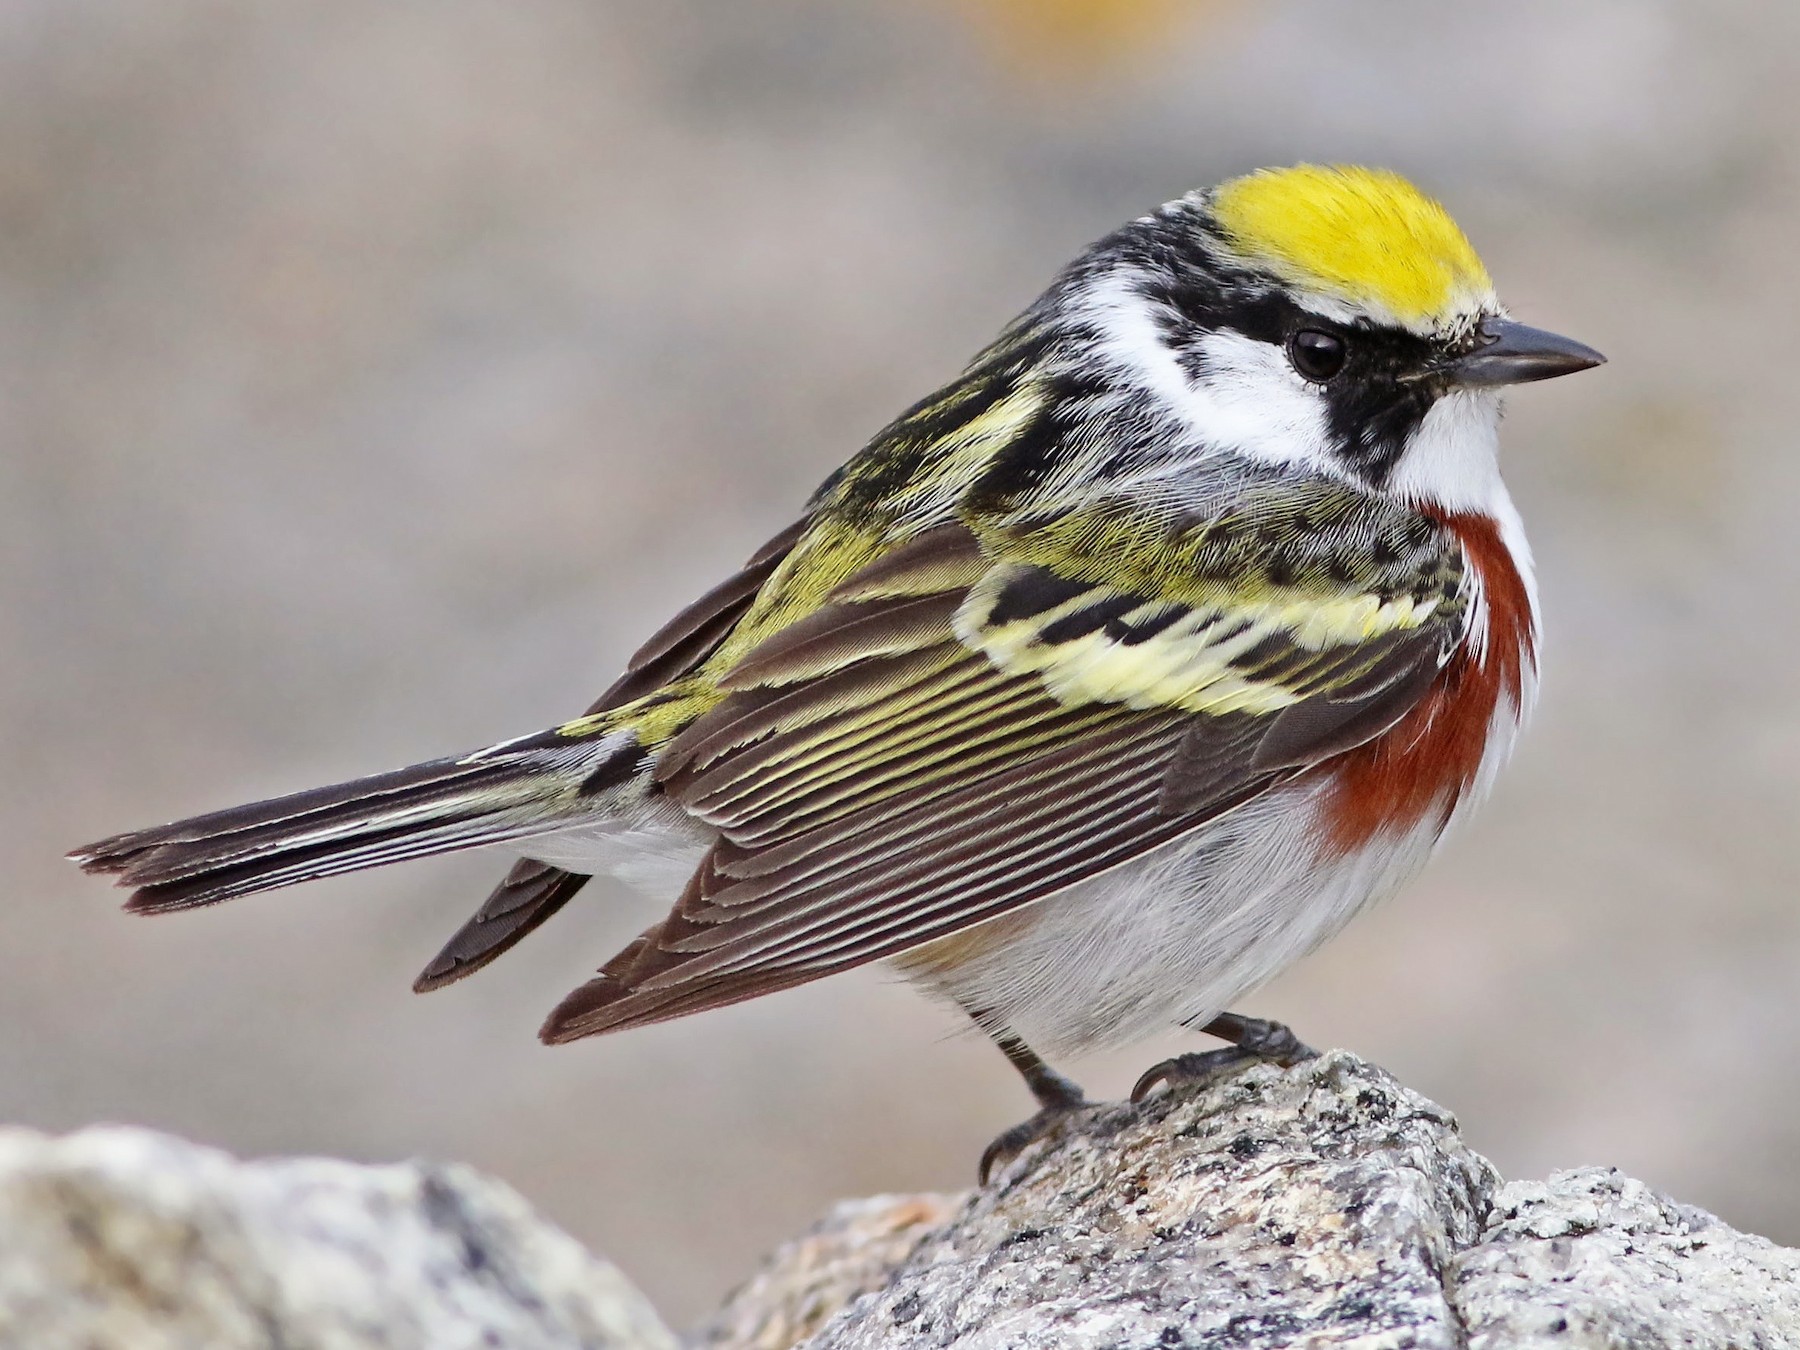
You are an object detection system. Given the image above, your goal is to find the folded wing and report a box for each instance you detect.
[543,482,1467,1040]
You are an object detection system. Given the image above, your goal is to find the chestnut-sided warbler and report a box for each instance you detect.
[74,165,1602,1179]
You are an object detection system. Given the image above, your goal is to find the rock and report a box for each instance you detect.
[693,1194,959,1350]
[699,1052,1800,1350]
[0,1124,676,1350]
[1454,1169,1800,1349]
[5,1056,1796,1348]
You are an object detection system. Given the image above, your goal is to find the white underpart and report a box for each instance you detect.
[908,781,1442,1055]
[910,659,1532,1057]
[517,796,709,896]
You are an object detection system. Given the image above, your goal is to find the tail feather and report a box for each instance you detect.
[412,859,590,992]
[72,733,634,914]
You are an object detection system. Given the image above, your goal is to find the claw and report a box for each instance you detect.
[978,1103,1084,1185]
[1131,1049,1244,1103]
[1130,1064,1172,1104]
[1132,1015,1320,1103]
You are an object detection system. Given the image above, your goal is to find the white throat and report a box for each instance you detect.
[1391,388,1539,674]
[1388,388,1508,516]
[1075,273,1536,625]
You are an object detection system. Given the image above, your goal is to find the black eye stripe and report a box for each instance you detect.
[1064,227,1458,489]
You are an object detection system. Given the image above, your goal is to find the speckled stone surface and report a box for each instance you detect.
[0,1125,676,1350]
[1454,1167,1800,1349]
[5,1057,1795,1348]
[699,1052,1800,1350]
[695,1194,959,1350]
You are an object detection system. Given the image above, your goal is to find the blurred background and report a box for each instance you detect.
[5,0,1799,1324]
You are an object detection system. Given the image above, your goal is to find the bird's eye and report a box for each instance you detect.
[1288,329,1347,382]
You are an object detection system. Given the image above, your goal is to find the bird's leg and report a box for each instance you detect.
[1130,1011,1318,1103]
[975,1017,1088,1185]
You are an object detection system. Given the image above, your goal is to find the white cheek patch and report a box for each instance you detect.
[1076,273,1337,475]
[1186,329,1337,472]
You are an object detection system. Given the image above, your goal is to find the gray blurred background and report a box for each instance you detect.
[6,0,1799,1324]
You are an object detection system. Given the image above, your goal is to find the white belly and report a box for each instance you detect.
[899,776,1447,1058]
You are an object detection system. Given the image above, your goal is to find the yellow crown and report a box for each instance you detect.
[1210,165,1494,331]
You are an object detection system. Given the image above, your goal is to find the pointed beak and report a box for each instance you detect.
[1450,319,1606,388]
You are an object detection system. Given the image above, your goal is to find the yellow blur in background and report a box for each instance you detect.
[952,0,1213,78]
[6,0,1799,1324]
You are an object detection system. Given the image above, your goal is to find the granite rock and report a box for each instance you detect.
[699,1052,1800,1349]
[0,1124,676,1350]
[6,1054,1796,1349]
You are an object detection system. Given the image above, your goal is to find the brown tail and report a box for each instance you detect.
[72,733,633,914]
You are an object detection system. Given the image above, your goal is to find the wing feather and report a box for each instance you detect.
[544,492,1468,1040]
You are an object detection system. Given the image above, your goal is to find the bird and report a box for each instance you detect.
[72,165,1603,1180]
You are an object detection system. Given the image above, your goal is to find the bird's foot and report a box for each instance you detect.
[1131,1013,1317,1103]
[978,1098,1088,1185]
[1130,1049,1255,1102]
[978,1055,1088,1185]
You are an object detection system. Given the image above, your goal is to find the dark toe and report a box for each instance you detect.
[978,1104,1084,1185]
[1234,1019,1318,1065]
[1130,1049,1247,1103]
